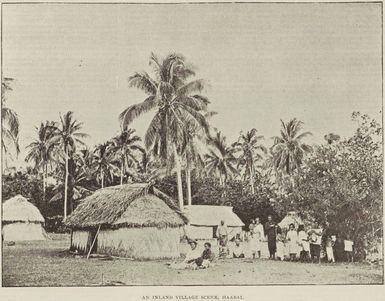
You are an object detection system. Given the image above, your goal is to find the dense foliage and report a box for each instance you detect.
[2,54,383,260]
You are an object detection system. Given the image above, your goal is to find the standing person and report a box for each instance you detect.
[344,235,354,263]
[216,220,229,257]
[276,228,285,261]
[248,219,256,234]
[298,224,310,262]
[286,223,298,261]
[326,236,335,263]
[252,217,265,259]
[309,228,323,264]
[265,215,278,259]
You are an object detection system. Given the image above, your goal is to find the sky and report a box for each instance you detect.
[2,3,382,167]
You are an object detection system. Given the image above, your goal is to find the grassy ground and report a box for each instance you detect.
[2,234,383,286]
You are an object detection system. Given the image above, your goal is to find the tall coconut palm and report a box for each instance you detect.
[53,111,87,219]
[182,111,217,205]
[233,128,266,194]
[110,129,143,185]
[25,121,57,202]
[205,132,238,187]
[1,77,20,166]
[119,53,209,208]
[271,118,312,178]
[93,142,117,188]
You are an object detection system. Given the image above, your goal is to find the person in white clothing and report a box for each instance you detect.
[251,217,265,259]
[231,239,245,258]
[286,223,298,261]
[344,234,354,263]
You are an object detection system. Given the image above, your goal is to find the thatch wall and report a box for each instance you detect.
[71,230,90,252]
[71,226,181,259]
[98,227,181,259]
[3,222,46,241]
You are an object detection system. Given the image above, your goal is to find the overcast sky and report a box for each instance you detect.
[2,3,382,166]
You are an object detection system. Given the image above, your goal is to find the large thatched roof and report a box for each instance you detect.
[65,183,188,229]
[2,195,45,223]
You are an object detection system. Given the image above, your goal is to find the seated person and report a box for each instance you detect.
[231,239,245,258]
[170,239,201,269]
[196,242,215,268]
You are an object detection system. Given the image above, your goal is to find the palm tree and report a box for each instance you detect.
[233,129,266,194]
[50,159,92,210]
[110,129,143,185]
[93,142,117,188]
[1,77,20,166]
[119,53,209,208]
[25,121,57,202]
[205,132,238,187]
[53,111,87,219]
[271,118,312,178]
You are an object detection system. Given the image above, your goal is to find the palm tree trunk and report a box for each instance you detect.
[173,144,184,209]
[186,168,192,206]
[120,159,124,186]
[101,169,104,188]
[250,164,255,194]
[64,149,69,220]
[42,165,46,205]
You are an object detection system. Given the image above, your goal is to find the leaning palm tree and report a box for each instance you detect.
[53,111,88,219]
[271,118,312,178]
[93,142,117,188]
[1,77,20,166]
[25,121,57,202]
[119,52,210,208]
[110,129,144,185]
[233,128,266,194]
[205,132,238,187]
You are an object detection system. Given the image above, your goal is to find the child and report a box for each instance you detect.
[344,235,354,263]
[298,225,310,262]
[275,228,285,261]
[196,242,215,269]
[326,236,335,263]
[286,223,298,261]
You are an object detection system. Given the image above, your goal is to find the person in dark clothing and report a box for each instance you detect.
[265,215,278,259]
[195,242,215,268]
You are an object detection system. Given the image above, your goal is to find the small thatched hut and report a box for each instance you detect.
[2,195,47,241]
[278,211,304,231]
[65,183,188,259]
[183,205,244,241]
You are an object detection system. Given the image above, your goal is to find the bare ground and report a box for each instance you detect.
[2,234,383,286]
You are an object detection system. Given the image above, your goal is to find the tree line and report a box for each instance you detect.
[2,53,383,257]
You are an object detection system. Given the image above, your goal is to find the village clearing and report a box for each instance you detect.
[2,234,383,286]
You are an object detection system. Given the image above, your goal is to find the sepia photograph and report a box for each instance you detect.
[1,1,383,288]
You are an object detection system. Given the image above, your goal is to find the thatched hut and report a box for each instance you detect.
[183,205,244,241]
[65,183,188,259]
[2,195,47,241]
[278,211,304,231]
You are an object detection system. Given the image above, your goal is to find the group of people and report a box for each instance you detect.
[242,216,355,263]
[225,215,355,263]
[170,216,356,270]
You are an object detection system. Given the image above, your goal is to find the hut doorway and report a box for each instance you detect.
[87,228,99,254]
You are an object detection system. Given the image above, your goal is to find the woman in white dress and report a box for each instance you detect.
[251,218,265,259]
[286,223,298,261]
